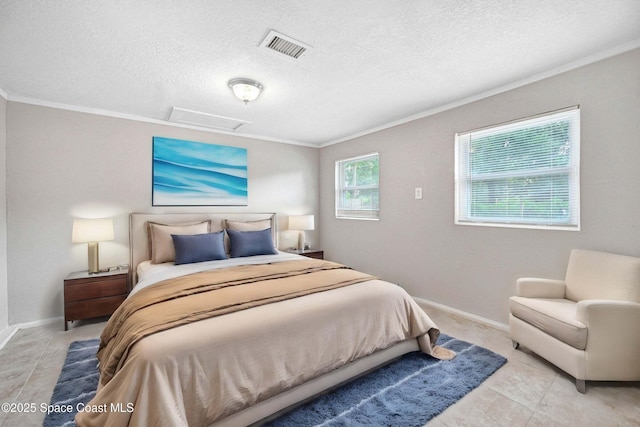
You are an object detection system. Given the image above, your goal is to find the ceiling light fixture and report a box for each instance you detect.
[228,78,263,104]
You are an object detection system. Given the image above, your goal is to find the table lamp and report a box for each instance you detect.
[288,215,314,250]
[72,218,114,274]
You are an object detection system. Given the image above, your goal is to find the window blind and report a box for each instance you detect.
[455,107,580,230]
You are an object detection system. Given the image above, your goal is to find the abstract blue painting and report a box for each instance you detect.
[152,137,248,206]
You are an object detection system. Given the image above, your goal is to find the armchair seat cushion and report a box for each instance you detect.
[510,296,587,350]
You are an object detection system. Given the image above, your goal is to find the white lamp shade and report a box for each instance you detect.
[289,215,315,231]
[72,218,114,243]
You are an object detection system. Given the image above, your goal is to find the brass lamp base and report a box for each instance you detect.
[87,242,100,274]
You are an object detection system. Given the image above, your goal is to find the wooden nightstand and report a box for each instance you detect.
[286,249,324,260]
[64,270,129,330]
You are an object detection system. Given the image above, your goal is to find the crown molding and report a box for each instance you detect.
[321,39,640,147]
[6,95,319,148]
[4,39,639,149]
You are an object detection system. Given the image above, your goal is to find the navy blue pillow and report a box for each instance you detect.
[171,231,227,265]
[227,228,278,258]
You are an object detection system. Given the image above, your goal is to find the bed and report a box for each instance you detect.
[75,212,452,427]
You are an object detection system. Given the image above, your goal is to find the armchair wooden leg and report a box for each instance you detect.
[512,340,519,349]
[576,379,586,394]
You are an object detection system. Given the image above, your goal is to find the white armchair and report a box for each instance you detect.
[509,249,640,393]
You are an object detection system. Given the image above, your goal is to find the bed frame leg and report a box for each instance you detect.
[576,379,586,394]
[512,340,519,349]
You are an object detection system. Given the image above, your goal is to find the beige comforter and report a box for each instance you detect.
[98,259,378,386]
[76,259,445,426]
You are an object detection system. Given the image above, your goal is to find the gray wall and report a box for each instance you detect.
[6,103,320,324]
[0,95,7,331]
[320,49,640,325]
[3,48,639,326]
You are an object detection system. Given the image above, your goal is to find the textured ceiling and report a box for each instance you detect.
[1,0,639,146]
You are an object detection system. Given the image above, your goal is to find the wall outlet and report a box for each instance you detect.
[414,187,423,200]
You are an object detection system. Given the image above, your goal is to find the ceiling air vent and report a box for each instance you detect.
[259,30,311,59]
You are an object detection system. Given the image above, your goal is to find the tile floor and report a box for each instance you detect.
[0,305,638,426]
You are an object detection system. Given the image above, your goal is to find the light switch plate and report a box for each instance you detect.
[415,187,423,200]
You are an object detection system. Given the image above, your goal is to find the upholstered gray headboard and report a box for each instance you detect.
[129,212,277,285]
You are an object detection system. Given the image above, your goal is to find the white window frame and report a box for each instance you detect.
[455,106,580,231]
[335,152,380,220]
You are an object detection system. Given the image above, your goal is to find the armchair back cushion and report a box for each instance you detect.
[565,249,640,303]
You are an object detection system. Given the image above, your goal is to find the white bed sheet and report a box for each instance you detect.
[133,250,304,295]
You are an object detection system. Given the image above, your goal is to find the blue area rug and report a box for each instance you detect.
[44,334,506,427]
[43,338,100,427]
[265,334,506,426]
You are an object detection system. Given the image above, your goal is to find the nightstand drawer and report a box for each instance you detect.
[301,250,323,259]
[285,249,324,260]
[64,275,127,302]
[63,270,129,330]
[65,295,127,320]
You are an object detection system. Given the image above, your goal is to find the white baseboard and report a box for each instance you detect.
[0,316,63,351]
[17,316,63,329]
[412,296,509,332]
[0,325,18,351]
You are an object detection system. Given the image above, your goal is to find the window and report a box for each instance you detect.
[455,107,580,230]
[335,152,379,220]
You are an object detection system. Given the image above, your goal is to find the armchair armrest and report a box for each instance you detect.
[576,300,640,328]
[516,278,566,298]
[576,300,640,379]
